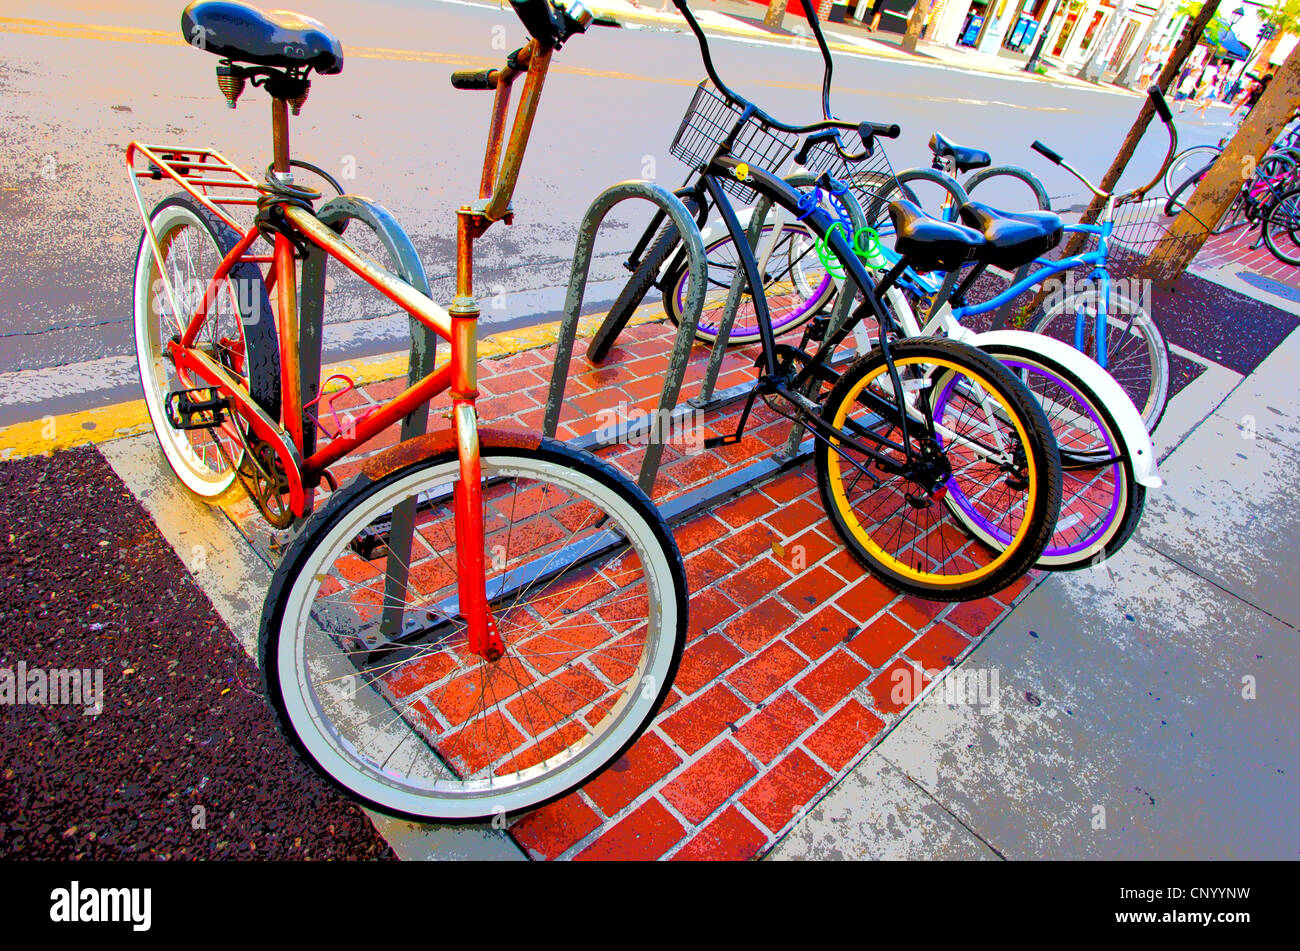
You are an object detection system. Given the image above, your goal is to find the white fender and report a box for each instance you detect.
[958,328,1163,489]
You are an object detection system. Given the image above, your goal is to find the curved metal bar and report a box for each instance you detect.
[543,180,707,495]
[671,0,855,138]
[302,195,437,640]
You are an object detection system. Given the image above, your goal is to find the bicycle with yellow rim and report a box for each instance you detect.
[654,0,1064,600]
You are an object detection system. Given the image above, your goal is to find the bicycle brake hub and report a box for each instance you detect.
[1003,444,1030,491]
[905,441,952,505]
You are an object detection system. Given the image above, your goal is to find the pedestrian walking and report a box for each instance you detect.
[1195,66,1219,118]
[1176,67,1199,112]
[864,0,889,31]
[1231,72,1273,119]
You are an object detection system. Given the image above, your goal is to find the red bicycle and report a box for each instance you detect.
[129,0,687,821]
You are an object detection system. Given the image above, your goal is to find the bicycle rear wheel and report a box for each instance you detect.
[260,438,688,821]
[1030,285,1169,434]
[815,338,1061,601]
[965,345,1144,570]
[965,165,1051,211]
[1263,185,1300,265]
[132,192,280,497]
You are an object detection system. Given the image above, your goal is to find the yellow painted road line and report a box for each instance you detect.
[0,310,666,460]
[0,12,1104,94]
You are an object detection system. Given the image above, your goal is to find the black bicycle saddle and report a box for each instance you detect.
[888,199,986,272]
[957,202,1063,271]
[929,133,992,173]
[181,0,344,75]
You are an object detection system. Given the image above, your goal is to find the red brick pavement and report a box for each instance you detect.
[223,319,1041,861]
[215,231,1291,860]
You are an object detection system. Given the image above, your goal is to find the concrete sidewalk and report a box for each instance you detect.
[774,317,1300,860]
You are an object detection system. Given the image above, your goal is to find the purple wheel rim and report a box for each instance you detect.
[675,225,831,337]
[934,359,1122,558]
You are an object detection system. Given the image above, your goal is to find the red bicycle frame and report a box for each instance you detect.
[127,39,554,658]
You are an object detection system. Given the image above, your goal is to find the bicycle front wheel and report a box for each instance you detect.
[1030,285,1169,434]
[663,222,835,345]
[1163,145,1220,198]
[815,338,1061,601]
[260,438,688,821]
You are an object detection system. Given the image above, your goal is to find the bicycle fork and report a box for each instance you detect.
[1078,266,1110,370]
[450,295,504,661]
[453,399,503,661]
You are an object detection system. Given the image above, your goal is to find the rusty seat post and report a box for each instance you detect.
[263,70,311,184]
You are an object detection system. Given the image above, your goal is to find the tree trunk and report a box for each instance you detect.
[902,0,934,52]
[1144,39,1300,283]
[765,0,791,28]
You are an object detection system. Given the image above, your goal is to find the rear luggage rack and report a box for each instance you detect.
[127,143,265,233]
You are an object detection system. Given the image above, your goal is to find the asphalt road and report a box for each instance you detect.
[0,0,1238,422]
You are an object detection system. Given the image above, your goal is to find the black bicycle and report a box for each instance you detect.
[600,0,1064,600]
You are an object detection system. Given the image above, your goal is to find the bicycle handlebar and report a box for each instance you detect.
[1031,85,1178,204]
[671,0,895,161]
[454,0,595,88]
[451,68,498,90]
[1032,140,1062,165]
[1148,84,1173,124]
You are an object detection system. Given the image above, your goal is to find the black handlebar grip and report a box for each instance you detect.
[1148,85,1173,123]
[450,68,497,90]
[510,0,562,50]
[864,121,901,140]
[796,130,837,164]
[1032,140,1063,165]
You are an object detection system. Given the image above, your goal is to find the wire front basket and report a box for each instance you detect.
[1078,196,1201,284]
[799,134,905,234]
[670,80,799,200]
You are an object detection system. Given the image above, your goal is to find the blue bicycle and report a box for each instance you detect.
[850,91,1178,435]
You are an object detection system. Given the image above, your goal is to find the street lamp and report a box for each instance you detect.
[1222,4,1246,55]
[1218,5,1246,88]
[1023,0,1067,73]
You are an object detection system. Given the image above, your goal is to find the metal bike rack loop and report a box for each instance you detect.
[557,174,882,519]
[543,181,709,496]
[299,194,437,641]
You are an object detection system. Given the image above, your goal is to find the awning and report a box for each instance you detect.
[1216,27,1250,61]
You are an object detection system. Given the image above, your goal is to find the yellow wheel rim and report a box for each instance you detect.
[826,355,1039,587]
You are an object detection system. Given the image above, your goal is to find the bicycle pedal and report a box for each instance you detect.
[803,315,830,343]
[165,387,229,431]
